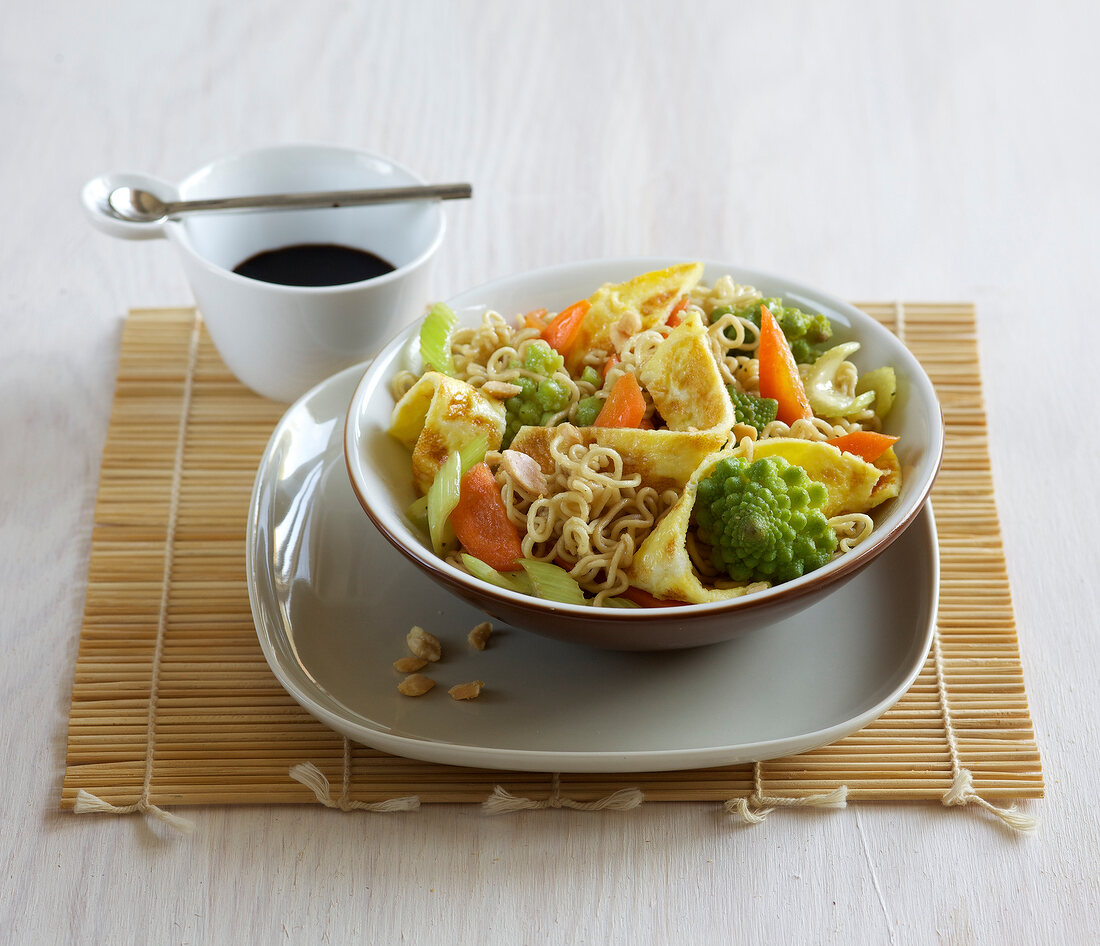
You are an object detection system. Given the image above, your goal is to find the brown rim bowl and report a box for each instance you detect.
[343,257,944,651]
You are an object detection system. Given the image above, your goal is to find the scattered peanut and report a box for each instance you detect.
[732,423,758,442]
[393,656,427,673]
[609,311,643,350]
[406,625,442,662]
[498,450,548,496]
[398,624,492,702]
[397,673,436,697]
[482,380,524,400]
[448,680,485,701]
[467,621,492,651]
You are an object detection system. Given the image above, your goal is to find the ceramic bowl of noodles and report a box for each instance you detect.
[344,258,944,650]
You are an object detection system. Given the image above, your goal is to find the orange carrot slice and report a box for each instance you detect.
[450,463,524,571]
[825,431,899,463]
[621,586,679,608]
[594,371,646,428]
[541,299,591,355]
[757,305,813,425]
[666,296,689,327]
[602,351,620,379]
[523,308,548,330]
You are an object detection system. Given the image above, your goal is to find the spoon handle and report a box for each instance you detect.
[160,182,472,216]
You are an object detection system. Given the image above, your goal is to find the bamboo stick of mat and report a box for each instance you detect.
[61,303,1043,811]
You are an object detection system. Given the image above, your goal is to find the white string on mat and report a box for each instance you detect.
[894,299,1036,835]
[483,773,644,813]
[932,634,1038,834]
[289,739,420,812]
[725,763,848,824]
[722,300,903,825]
[73,313,203,835]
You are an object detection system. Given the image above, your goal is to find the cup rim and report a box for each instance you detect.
[163,143,447,294]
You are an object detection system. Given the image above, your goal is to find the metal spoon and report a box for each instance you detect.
[104,181,473,224]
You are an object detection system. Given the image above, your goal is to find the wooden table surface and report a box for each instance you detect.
[4,1,1097,943]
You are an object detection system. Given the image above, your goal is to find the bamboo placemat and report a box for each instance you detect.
[62,303,1043,829]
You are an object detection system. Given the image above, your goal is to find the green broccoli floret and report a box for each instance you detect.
[712,297,833,364]
[693,455,837,584]
[502,340,571,447]
[726,386,778,431]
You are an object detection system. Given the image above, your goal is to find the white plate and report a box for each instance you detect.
[247,365,939,773]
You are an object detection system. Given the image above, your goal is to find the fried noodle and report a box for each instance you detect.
[495,425,678,605]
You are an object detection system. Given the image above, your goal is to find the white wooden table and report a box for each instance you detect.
[4,1,1096,942]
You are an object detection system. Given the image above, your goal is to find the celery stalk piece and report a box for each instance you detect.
[574,395,604,427]
[427,450,461,555]
[518,559,587,606]
[420,303,458,376]
[457,435,489,474]
[406,495,429,533]
[855,366,897,419]
[804,342,876,418]
[425,435,489,555]
[579,365,601,387]
[601,597,641,608]
[461,553,533,595]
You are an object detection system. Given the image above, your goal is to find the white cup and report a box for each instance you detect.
[83,144,446,402]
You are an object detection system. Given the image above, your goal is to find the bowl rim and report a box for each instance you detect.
[344,256,945,621]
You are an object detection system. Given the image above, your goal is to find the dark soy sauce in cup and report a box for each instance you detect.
[233,244,396,287]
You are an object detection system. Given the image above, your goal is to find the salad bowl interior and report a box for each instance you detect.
[344,257,944,651]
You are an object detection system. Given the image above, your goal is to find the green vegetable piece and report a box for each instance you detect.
[714,297,833,364]
[579,365,601,387]
[726,386,779,431]
[457,435,490,472]
[536,377,570,412]
[425,436,488,554]
[461,553,534,595]
[523,339,564,376]
[601,597,641,608]
[804,343,876,418]
[406,495,429,532]
[856,366,897,419]
[426,450,461,555]
[518,559,588,605]
[420,303,458,376]
[693,455,837,584]
[574,395,603,427]
[501,342,570,448]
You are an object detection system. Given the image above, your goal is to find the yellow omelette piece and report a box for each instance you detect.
[627,450,765,604]
[508,425,727,494]
[389,371,506,494]
[635,310,735,433]
[749,438,891,518]
[869,447,902,507]
[564,262,704,374]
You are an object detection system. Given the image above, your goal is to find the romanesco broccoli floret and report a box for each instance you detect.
[693,455,837,583]
[713,297,833,364]
[502,340,571,447]
[726,386,779,431]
